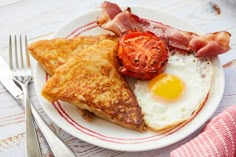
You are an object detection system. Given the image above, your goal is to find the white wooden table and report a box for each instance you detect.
[0,0,236,156]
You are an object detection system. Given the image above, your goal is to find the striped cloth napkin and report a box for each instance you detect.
[170,106,236,157]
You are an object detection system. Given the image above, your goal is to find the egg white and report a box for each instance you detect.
[134,50,214,131]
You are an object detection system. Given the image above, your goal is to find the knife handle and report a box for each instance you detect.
[12,78,76,157]
[31,103,76,157]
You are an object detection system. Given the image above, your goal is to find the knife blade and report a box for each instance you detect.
[0,55,42,156]
[0,56,23,101]
[0,55,76,157]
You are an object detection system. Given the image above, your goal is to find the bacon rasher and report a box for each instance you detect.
[97,1,231,57]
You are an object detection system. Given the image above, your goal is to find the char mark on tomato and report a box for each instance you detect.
[118,31,169,80]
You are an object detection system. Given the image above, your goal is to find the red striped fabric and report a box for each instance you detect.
[170,106,236,157]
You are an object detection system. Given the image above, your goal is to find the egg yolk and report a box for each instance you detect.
[149,73,185,101]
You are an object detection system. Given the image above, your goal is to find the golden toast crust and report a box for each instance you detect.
[28,35,118,121]
[42,39,145,131]
[28,35,117,76]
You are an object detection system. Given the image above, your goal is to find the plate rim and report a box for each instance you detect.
[33,6,225,151]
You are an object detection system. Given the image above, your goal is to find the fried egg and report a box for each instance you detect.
[134,50,214,131]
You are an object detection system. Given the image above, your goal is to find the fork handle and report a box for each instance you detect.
[24,88,42,157]
[31,102,76,157]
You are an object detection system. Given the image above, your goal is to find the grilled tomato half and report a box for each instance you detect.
[118,31,169,80]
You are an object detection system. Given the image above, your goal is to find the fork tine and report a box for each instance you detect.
[25,35,31,68]
[8,35,75,157]
[14,35,19,69]
[9,35,13,70]
[11,35,42,157]
[20,35,24,69]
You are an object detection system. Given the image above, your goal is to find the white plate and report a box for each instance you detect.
[34,7,225,151]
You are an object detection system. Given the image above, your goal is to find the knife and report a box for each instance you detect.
[0,56,23,102]
[0,56,76,157]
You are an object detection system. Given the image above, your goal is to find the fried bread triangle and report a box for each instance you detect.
[28,34,118,121]
[28,34,117,76]
[41,39,145,131]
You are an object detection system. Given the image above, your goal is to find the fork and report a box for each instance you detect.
[9,35,76,157]
[9,35,42,157]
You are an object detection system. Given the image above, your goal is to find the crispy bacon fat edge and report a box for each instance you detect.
[97,1,231,57]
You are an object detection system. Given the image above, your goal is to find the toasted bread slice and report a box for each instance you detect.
[28,34,117,76]
[28,35,117,121]
[42,39,145,131]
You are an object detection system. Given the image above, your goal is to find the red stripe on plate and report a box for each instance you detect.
[54,100,192,144]
[51,101,128,144]
[44,19,203,144]
[73,24,98,38]
[66,21,96,39]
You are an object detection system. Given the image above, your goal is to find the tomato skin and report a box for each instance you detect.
[118,31,169,80]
